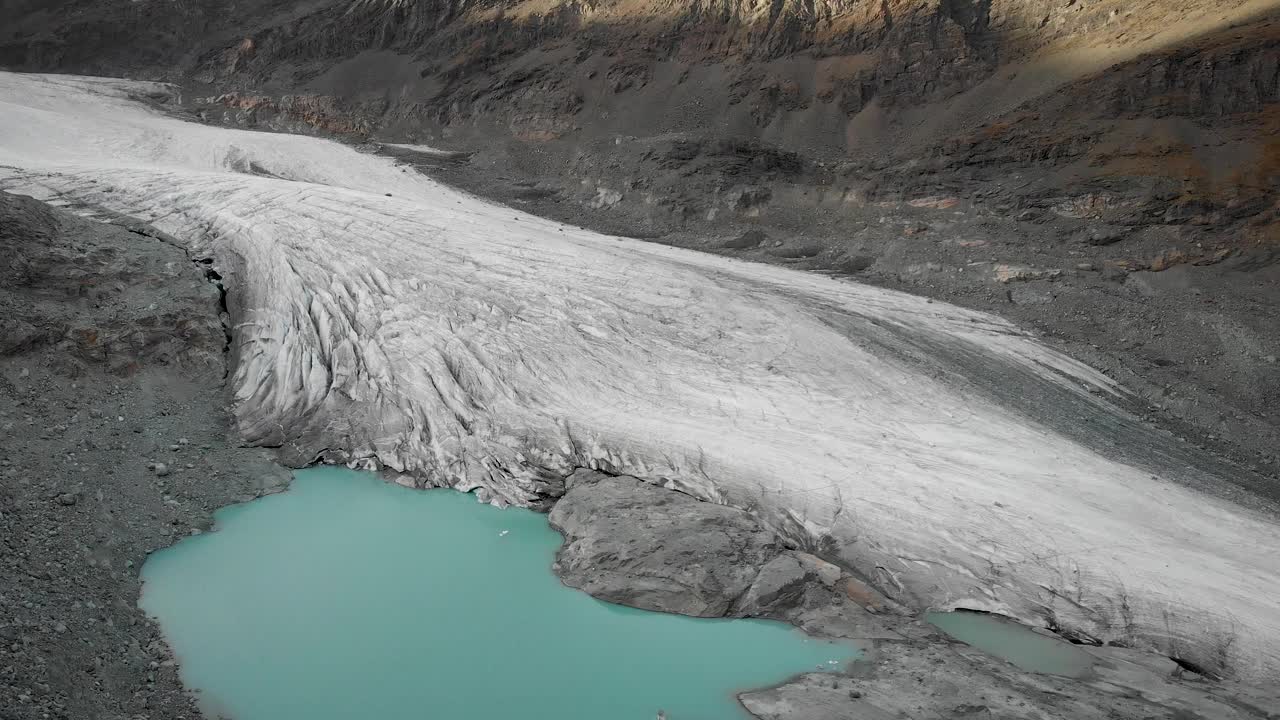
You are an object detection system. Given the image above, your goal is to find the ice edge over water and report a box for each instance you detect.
[2,71,1278,681]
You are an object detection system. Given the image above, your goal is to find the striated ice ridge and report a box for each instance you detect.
[2,71,1280,681]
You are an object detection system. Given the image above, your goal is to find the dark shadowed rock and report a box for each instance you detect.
[767,242,824,259]
[720,229,768,249]
[831,254,876,275]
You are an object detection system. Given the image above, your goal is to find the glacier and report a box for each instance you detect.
[2,71,1279,680]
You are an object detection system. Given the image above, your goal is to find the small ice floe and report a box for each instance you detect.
[499,530,509,537]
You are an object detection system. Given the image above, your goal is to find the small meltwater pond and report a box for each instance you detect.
[141,467,858,720]
[926,610,1094,677]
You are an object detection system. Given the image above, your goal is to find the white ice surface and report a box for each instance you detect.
[380,142,467,158]
[3,71,1279,679]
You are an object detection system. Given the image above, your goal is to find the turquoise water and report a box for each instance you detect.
[926,611,1094,677]
[141,467,858,720]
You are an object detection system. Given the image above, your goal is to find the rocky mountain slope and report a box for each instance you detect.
[5,0,1276,222]
[5,71,1280,683]
[1,2,1279,715]
[3,0,1277,474]
[4,0,1277,220]
[0,190,290,720]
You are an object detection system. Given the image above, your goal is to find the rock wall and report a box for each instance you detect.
[2,1,1270,137]
[6,1,1275,236]
[8,0,1274,251]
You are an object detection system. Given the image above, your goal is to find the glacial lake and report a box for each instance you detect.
[926,610,1094,677]
[140,467,858,720]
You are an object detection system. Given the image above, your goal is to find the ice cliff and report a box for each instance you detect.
[2,71,1278,681]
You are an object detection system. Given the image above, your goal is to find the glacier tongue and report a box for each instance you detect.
[2,71,1279,680]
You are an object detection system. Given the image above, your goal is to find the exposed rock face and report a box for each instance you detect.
[550,469,898,640]
[734,550,900,640]
[4,0,1275,183]
[549,469,782,616]
[548,467,1280,720]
